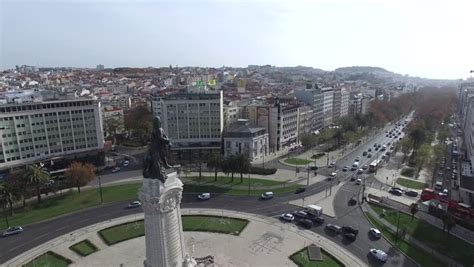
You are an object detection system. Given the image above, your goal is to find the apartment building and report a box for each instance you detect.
[152,89,223,161]
[294,84,324,131]
[321,88,334,127]
[333,87,349,119]
[0,90,104,171]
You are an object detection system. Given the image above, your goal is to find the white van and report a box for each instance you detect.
[305,204,323,217]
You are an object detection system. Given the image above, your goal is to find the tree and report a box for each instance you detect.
[25,165,51,204]
[0,182,14,223]
[104,116,122,144]
[234,154,251,183]
[400,138,413,162]
[65,162,96,194]
[442,213,456,239]
[414,144,431,174]
[300,133,318,149]
[206,152,223,182]
[409,203,419,221]
[222,156,236,182]
[124,106,154,145]
[8,169,29,208]
[408,127,427,155]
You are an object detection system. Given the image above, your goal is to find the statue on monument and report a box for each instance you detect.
[143,116,172,183]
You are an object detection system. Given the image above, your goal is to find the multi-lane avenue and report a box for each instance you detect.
[0,118,417,266]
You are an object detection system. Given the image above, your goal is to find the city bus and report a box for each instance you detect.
[368,159,382,172]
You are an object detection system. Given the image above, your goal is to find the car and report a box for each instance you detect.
[385,151,391,156]
[122,160,130,167]
[386,142,391,145]
[373,143,377,147]
[111,167,121,173]
[368,148,372,152]
[344,233,357,241]
[127,200,142,208]
[329,162,336,168]
[197,193,211,200]
[369,228,381,239]
[2,226,24,237]
[311,216,325,224]
[295,187,306,194]
[328,172,337,180]
[404,190,418,197]
[362,165,368,170]
[350,175,356,181]
[280,213,295,222]
[357,169,363,174]
[294,210,309,218]
[261,192,274,199]
[298,219,314,229]
[374,147,379,151]
[385,134,389,137]
[309,166,318,171]
[369,248,388,262]
[391,187,404,192]
[326,224,342,233]
[355,156,360,162]
[342,226,359,235]
[389,188,402,196]
[348,197,357,205]
[342,166,348,172]
[363,151,367,156]
[367,153,372,158]
[390,146,394,150]
[355,178,362,185]
[381,155,386,159]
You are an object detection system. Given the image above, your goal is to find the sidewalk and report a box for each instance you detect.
[363,203,462,267]
[5,209,365,267]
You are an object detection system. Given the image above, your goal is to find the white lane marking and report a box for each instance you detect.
[33,232,49,241]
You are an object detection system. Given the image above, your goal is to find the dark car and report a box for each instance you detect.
[298,219,314,229]
[342,226,359,235]
[363,151,368,156]
[344,233,357,241]
[311,216,325,224]
[368,148,372,152]
[310,166,318,171]
[405,190,418,197]
[295,187,306,194]
[389,189,403,196]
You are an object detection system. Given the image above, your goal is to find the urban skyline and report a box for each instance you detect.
[2,0,473,79]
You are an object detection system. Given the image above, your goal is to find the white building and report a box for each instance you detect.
[321,88,334,127]
[223,101,243,128]
[333,87,349,119]
[0,91,104,170]
[223,119,268,161]
[152,89,223,161]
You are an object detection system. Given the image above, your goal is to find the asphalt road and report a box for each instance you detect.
[0,118,418,266]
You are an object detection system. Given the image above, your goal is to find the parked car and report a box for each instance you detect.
[197,193,211,200]
[298,219,314,229]
[404,190,418,197]
[342,226,359,235]
[388,188,402,196]
[310,166,318,171]
[363,151,368,156]
[127,200,142,208]
[294,210,309,218]
[311,216,325,224]
[369,228,381,239]
[280,213,295,222]
[261,192,274,199]
[326,224,342,233]
[344,233,357,241]
[111,167,121,173]
[369,248,388,262]
[391,187,404,192]
[355,179,362,185]
[295,187,306,194]
[342,166,348,172]
[2,226,23,237]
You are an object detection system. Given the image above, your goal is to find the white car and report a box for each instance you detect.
[261,192,274,199]
[127,201,142,208]
[111,167,121,173]
[280,213,295,222]
[355,179,362,185]
[197,193,211,200]
[122,160,130,167]
[2,226,24,237]
[369,228,381,239]
[370,248,388,262]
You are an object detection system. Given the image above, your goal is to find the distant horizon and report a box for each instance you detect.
[2,1,473,80]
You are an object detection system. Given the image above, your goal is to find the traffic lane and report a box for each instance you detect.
[332,181,417,267]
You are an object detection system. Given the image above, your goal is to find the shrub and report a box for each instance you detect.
[401,167,415,177]
[311,152,326,159]
[248,166,277,175]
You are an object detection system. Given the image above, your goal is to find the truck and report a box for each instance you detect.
[305,204,323,217]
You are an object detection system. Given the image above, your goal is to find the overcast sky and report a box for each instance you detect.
[1,0,473,79]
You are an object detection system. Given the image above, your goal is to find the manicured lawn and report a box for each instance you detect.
[183,176,283,187]
[370,204,474,266]
[290,247,343,267]
[69,239,99,256]
[365,212,445,267]
[182,215,248,235]
[0,183,141,230]
[400,167,415,177]
[396,177,428,190]
[99,216,249,245]
[23,251,72,267]
[1,179,297,230]
[285,158,313,165]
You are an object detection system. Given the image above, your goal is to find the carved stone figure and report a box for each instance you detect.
[143,116,172,183]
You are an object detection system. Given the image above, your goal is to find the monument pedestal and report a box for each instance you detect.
[139,171,196,267]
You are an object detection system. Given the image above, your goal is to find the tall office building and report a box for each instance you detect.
[321,88,334,127]
[151,89,223,161]
[294,84,324,131]
[0,90,104,171]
